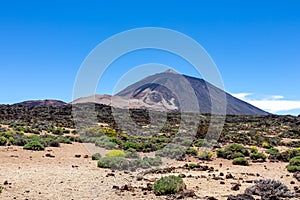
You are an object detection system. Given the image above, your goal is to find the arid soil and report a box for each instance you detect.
[0,143,299,200]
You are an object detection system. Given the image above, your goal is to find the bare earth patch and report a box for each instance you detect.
[0,143,298,200]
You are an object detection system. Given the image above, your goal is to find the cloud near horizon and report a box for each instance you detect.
[231,93,300,115]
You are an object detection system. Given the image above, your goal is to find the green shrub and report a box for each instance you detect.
[217,143,249,160]
[24,140,45,151]
[0,136,7,146]
[95,136,116,149]
[97,157,130,170]
[155,144,185,160]
[281,149,300,162]
[102,128,117,137]
[152,175,186,195]
[232,157,249,166]
[57,137,72,144]
[92,153,102,160]
[106,149,126,157]
[262,141,272,149]
[142,157,162,166]
[186,148,197,156]
[287,156,300,172]
[250,146,258,153]
[123,142,139,150]
[188,163,197,169]
[198,151,213,160]
[287,165,300,172]
[231,152,245,159]
[216,149,224,157]
[265,147,279,154]
[250,152,267,162]
[289,156,300,166]
[194,139,205,147]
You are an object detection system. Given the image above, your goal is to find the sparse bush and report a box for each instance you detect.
[97,157,130,170]
[106,149,126,157]
[122,141,139,150]
[250,146,258,153]
[95,135,116,149]
[24,140,45,151]
[142,157,162,166]
[250,152,267,162]
[287,165,300,172]
[186,148,197,156]
[0,136,7,146]
[287,156,300,172]
[232,157,249,166]
[92,153,102,160]
[102,128,117,137]
[198,151,213,160]
[188,163,196,169]
[125,148,139,158]
[281,149,300,162]
[155,144,185,160]
[152,175,186,195]
[265,147,279,154]
[194,139,205,147]
[217,143,249,159]
[262,141,272,149]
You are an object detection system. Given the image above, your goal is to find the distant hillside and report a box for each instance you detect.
[73,70,268,115]
[116,70,268,115]
[14,99,67,107]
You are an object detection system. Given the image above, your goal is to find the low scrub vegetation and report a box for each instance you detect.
[287,156,300,172]
[152,175,186,195]
[232,157,249,166]
[217,143,249,160]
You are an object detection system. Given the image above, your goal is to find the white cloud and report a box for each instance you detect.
[231,93,300,114]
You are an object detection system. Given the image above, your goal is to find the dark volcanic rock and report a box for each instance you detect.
[227,194,254,200]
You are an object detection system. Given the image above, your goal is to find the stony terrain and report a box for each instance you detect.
[0,104,300,199]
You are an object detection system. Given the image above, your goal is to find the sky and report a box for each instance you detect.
[0,0,300,115]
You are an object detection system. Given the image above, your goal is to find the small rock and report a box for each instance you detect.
[106,173,115,177]
[136,175,143,181]
[120,184,134,192]
[293,172,300,182]
[290,181,295,184]
[178,173,186,178]
[226,173,234,179]
[45,153,55,158]
[231,183,240,191]
[220,181,225,185]
[220,172,224,176]
[206,197,218,200]
[175,189,196,199]
[75,154,81,158]
[227,194,254,200]
[83,155,89,158]
[112,185,119,190]
[4,180,9,185]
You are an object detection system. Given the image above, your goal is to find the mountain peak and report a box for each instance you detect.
[164,69,178,74]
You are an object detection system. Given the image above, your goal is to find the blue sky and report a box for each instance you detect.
[1,0,300,115]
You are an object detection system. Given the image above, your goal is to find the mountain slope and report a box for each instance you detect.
[115,70,268,115]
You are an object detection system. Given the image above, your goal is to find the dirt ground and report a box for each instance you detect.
[0,143,299,200]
